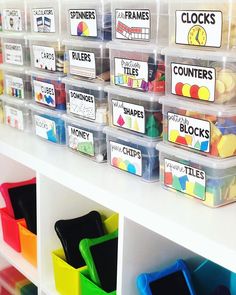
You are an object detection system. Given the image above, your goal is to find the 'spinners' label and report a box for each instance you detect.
[69,9,97,37]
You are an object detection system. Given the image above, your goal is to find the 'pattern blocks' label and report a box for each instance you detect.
[33,45,56,71]
[34,80,56,108]
[69,90,95,120]
[69,50,96,78]
[32,8,56,33]
[35,115,57,142]
[3,9,23,31]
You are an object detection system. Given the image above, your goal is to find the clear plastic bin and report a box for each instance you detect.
[161,96,236,158]
[64,40,110,82]
[169,0,236,50]
[112,0,168,44]
[0,100,4,124]
[107,86,162,138]
[64,114,107,162]
[30,70,66,110]
[104,126,160,182]
[61,0,111,41]
[63,77,108,124]
[157,142,236,207]
[108,42,165,93]
[164,47,236,105]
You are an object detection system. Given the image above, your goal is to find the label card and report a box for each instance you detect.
[69,50,96,78]
[69,90,95,120]
[32,8,56,33]
[5,106,24,130]
[4,43,23,65]
[3,9,23,31]
[5,75,24,99]
[33,45,56,71]
[35,115,57,142]
[34,80,56,107]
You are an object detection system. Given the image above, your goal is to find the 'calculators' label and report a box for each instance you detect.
[69,50,96,78]
[34,80,56,108]
[3,9,23,31]
[5,75,24,99]
[110,141,142,176]
[69,90,95,120]
[5,105,24,130]
[32,8,56,33]
[112,100,145,134]
[164,158,206,200]
[167,112,211,153]
[69,9,98,37]
[115,9,150,41]
[33,45,56,71]
[171,63,216,102]
[68,125,95,156]
[4,43,23,65]
[175,10,222,48]
[35,115,57,142]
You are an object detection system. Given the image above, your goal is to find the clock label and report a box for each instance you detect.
[175,10,222,48]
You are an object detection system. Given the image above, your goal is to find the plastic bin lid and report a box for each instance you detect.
[62,76,108,91]
[1,95,31,107]
[0,32,27,40]
[26,33,62,42]
[107,41,164,54]
[63,39,108,49]
[63,114,106,131]
[29,103,66,118]
[0,64,30,74]
[27,69,66,81]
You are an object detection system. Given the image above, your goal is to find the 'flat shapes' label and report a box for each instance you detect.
[5,75,24,98]
[68,125,95,156]
[32,8,56,33]
[69,90,95,120]
[69,50,96,78]
[33,45,56,71]
[171,63,216,102]
[110,141,142,176]
[5,106,24,130]
[69,9,97,37]
[115,9,150,41]
[34,80,56,108]
[4,43,23,65]
[175,10,222,48]
[114,58,148,90]
[112,100,145,134]
[167,112,211,153]
[164,158,206,200]
[3,9,22,31]
[35,115,57,142]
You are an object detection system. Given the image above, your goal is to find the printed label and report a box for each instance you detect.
[5,75,24,98]
[175,10,222,48]
[69,90,95,120]
[115,9,150,41]
[164,159,206,200]
[110,141,142,176]
[4,43,23,65]
[33,45,56,71]
[167,112,211,153]
[5,105,24,130]
[68,125,95,156]
[69,50,96,78]
[112,100,145,134]
[34,80,56,107]
[3,9,22,31]
[35,115,57,142]
[69,9,97,37]
[171,63,216,102]
[32,8,56,33]
[114,58,148,91]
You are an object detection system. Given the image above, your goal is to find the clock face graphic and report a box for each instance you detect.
[188,25,207,46]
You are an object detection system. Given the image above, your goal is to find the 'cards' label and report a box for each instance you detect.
[110,141,142,176]
[171,63,216,102]
[35,115,57,142]
[112,100,145,134]
[34,80,56,108]
[115,9,150,41]
[4,43,23,65]
[5,106,24,130]
[3,9,22,31]
[5,75,24,98]
[114,58,148,90]
[69,9,97,37]
[68,125,94,156]
[164,158,206,200]
[32,8,56,33]
[175,10,222,48]
[33,45,56,71]
[168,112,211,153]
[69,90,95,120]
[69,50,96,78]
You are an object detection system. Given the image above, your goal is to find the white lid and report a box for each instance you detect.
[63,114,106,131]
[0,64,30,74]
[0,32,26,40]
[26,34,62,42]
[29,103,66,118]
[27,69,66,81]
[63,39,108,49]
[157,142,236,169]
[1,95,30,107]
[62,76,108,91]
[107,41,163,54]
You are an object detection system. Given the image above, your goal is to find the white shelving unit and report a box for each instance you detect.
[0,124,236,294]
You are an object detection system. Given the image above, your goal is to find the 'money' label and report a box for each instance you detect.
[69,9,97,37]
[69,50,96,78]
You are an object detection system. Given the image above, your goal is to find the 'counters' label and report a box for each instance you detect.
[34,80,56,107]
[112,100,145,134]
[110,141,142,176]
[115,9,150,41]
[5,75,24,98]
[4,43,23,65]
[35,115,57,142]
[69,90,95,120]
[3,9,22,31]
[5,106,24,130]
[69,9,97,37]
[171,63,216,102]
[33,45,56,71]
[175,10,222,48]
[32,8,56,33]
[164,158,206,200]
[167,112,211,153]
[69,50,96,78]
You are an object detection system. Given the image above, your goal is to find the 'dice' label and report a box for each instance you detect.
[69,9,97,37]
[35,115,57,142]
[175,10,222,48]
[33,45,56,71]
[3,9,22,31]
[34,80,56,107]
[69,90,95,120]
[69,50,96,78]
[171,63,216,102]
[5,106,24,130]
[5,75,24,98]
[32,8,56,33]
[167,112,211,153]
[164,158,206,200]
[4,43,23,65]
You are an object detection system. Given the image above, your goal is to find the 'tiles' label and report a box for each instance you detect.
[115,9,150,41]
[34,80,56,107]
[69,9,97,37]
[33,45,56,71]
[171,63,216,102]
[69,90,95,120]
[164,158,206,200]
[4,43,23,66]
[110,141,142,176]
[32,8,56,33]
[5,75,24,98]
[5,106,24,130]
[3,9,23,31]
[35,115,57,142]
[175,10,222,48]
[69,50,96,78]
[112,100,145,134]
[167,112,211,153]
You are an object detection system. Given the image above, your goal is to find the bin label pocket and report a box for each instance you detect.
[32,8,56,33]
[69,90,95,120]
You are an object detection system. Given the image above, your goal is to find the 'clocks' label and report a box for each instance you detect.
[33,45,56,71]
[5,106,24,130]
[69,90,95,120]
[34,80,56,107]
[69,9,97,37]
[32,8,56,33]
[4,43,23,65]
[69,50,96,78]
